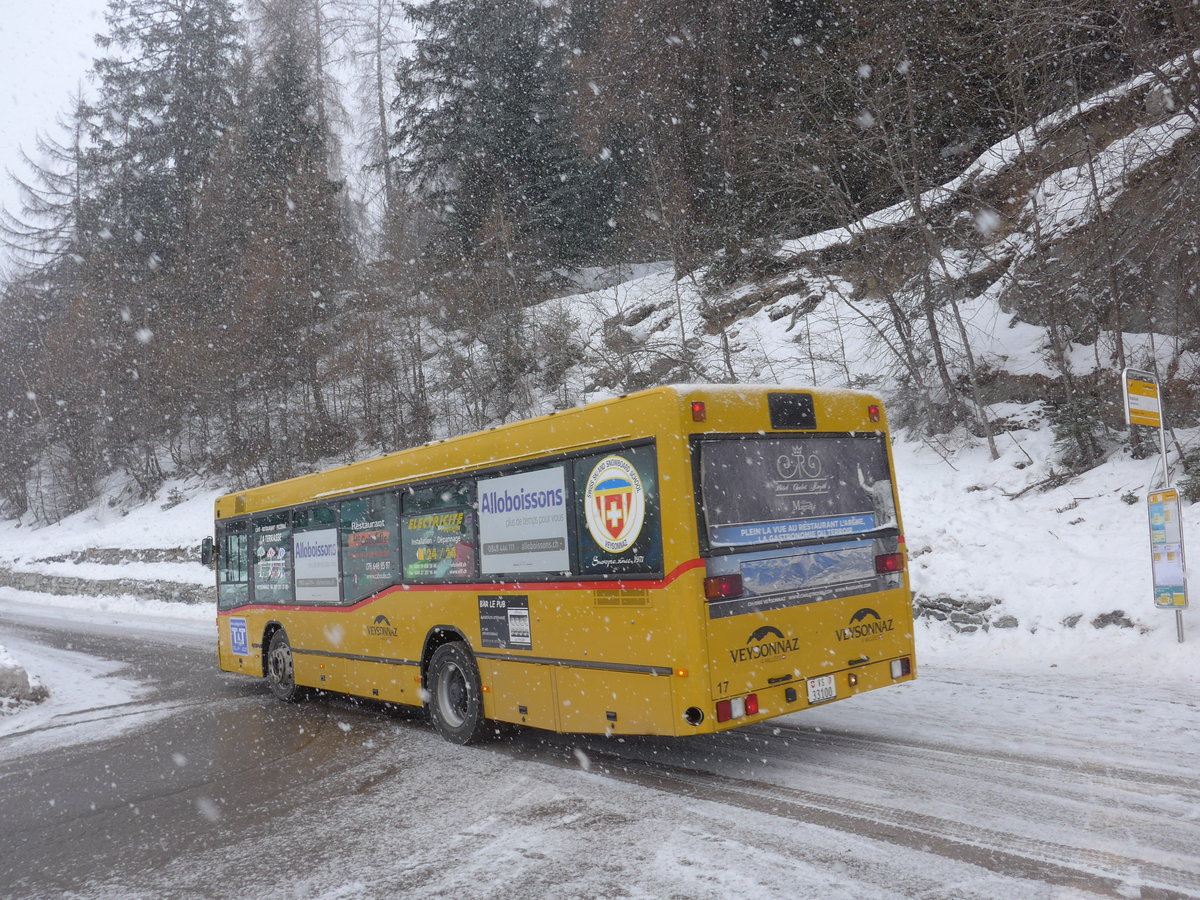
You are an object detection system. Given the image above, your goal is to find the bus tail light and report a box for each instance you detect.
[891,657,912,678]
[704,573,743,600]
[716,693,759,723]
[875,552,905,574]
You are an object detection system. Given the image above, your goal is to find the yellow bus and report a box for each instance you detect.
[208,385,915,743]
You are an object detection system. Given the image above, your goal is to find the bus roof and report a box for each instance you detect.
[214,383,885,520]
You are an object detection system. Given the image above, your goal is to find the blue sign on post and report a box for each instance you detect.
[1147,490,1188,610]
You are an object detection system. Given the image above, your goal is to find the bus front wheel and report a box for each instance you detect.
[427,642,488,744]
[266,629,306,702]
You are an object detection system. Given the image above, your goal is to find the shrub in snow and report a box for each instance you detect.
[1179,450,1200,504]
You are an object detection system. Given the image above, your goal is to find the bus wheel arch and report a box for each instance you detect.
[260,621,285,680]
[424,636,488,744]
[264,626,307,702]
[420,626,470,689]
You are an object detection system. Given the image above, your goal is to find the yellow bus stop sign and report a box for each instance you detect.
[1124,368,1162,428]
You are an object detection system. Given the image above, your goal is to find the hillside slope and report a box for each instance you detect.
[549,52,1200,428]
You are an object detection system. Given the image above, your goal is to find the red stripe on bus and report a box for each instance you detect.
[215,557,706,617]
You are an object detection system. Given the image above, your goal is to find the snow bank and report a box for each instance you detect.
[896,421,1200,677]
[0,477,216,563]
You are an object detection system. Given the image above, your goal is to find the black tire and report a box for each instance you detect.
[426,642,488,744]
[265,629,306,702]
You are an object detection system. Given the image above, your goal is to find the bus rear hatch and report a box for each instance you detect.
[695,432,914,719]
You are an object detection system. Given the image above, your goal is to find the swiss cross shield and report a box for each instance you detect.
[596,487,633,541]
[584,455,646,553]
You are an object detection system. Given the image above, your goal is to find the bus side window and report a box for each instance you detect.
[340,493,400,603]
[251,512,293,605]
[400,481,477,583]
[292,506,340,604]
[218,523,249,610]
[476,466,570,577]
[572,445,663,577]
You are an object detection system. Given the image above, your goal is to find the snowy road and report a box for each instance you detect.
[1,600,1198,900]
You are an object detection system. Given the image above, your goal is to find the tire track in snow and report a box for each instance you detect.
[750,721,1200,802]
[493,739,1200,899]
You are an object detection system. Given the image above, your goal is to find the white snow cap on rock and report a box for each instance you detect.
[0,644,43,704]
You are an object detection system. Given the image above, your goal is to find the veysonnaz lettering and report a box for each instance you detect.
[835,607,895,642]
[366,614,398,637]
[728,625,799,664]
[728,636,801,663]
[835,618,894,641]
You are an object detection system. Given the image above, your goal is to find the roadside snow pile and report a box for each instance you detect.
[0,643,46,711]
[0,478,218,605]
[895,416,1200,678]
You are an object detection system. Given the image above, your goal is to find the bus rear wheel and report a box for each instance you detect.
[427,642,488,744]
[266,629,306,702]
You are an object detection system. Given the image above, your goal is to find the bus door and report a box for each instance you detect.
[695,434,913,711]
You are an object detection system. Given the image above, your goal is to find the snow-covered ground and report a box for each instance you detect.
[0,627,152,755]
[897,428,1198,671]
[0,586,211,756]
[0,430,1198,899]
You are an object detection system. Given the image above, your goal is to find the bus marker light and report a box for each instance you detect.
[848,673,858,687]
[675,668,688,678]
[890,657,911,678]
[704,573,743,600]
[691,401,707,421]
[868,404,881,422]
[744,693,759,716]
[875,552,904,574]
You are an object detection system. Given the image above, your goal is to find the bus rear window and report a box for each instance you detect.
[699,435,896,549]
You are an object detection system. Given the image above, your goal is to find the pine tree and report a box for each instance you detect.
[234,4,356,465]
[71,0,244,492]
[393,0,613,272]
[87,0,242,258]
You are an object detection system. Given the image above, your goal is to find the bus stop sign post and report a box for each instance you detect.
[1124,368,1186,643]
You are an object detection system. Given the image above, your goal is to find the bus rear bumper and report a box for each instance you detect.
[697,652,917,735]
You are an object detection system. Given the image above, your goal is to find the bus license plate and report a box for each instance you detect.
[806,675,836,704]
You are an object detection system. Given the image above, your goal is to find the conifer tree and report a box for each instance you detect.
[393,0,613,272]
[87,0,242,258]
[74,0,243,491]
[235,3,356,464]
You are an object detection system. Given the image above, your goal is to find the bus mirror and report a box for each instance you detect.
[201,537,214,568]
